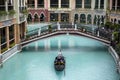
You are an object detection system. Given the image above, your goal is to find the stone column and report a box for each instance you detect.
[70,0,75,9]
[14,24,20,44]
[6,27,9,49]
[115,0,117,10]
[82,0,84,9]
[78,14,80,23]
[98,0,100,9]
[20,0,23,7]
[48,12,50,22]
[14,0,20,23]
[110,0,112,10]
[104,0,107,11]
[44,0,48,9]
[92,14,94,25]
[47,0,50,9]
[91,0,95,10]
[59,0,61,8]
[5,0,8,12]
[35,0,38,9]
[58,13,61,22]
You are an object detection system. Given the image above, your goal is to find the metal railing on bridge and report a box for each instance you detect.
[23,22,112,43]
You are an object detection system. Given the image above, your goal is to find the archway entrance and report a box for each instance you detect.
[74,14,79,23]
[34,14,39,22]
[40,13,45,22]
[80,14,86,23]
[61,13,69,22]
[27,14,32,22]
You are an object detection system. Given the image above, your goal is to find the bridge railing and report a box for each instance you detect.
[24,23,112,42]
[26,23,58,39]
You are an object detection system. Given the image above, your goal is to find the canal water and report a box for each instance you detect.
[0,35,119,80]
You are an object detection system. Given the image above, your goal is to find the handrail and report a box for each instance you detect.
[22,23,111,46]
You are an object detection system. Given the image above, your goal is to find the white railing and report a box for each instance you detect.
[2,45,19,62]
[109,46,120,73]
[0,15,15,22]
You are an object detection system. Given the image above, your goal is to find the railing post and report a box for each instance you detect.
[0,54,3,67]
[38,28,41,36]
[75,24,77,30]
[57,22,60,30]
[97,30,99,37]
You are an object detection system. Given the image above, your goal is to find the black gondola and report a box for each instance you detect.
[54,51,65,71]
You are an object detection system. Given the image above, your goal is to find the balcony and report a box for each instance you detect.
[37,4,44,8]
[0,15,15,22]
[28,4,35,8]
[0,10,16,22]
[19,14,26,23]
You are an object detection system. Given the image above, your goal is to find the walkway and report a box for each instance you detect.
[21,23,111,48]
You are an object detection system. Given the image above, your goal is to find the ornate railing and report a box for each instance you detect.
[22,23,111,45]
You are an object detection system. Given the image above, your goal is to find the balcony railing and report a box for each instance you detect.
[19,14,26,22]
[37,4,44,8]
[50,4,58,8]
[0,15,15,22]
[76,4,82,8]
[0,5,13,11]
[8,5,13,10]
[28,4,35,8]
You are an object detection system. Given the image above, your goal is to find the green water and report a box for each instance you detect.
[0,35,119,80]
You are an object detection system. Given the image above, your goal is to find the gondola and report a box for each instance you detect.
[54,51,65,71]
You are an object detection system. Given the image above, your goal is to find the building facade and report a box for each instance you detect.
[0,0,27,54]
[109,0,120,24]
[27,0,120,24]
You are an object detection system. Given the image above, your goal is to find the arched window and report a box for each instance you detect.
[80,14,86,23]
[74,14,78,22]
[34,14,39,22]
[87,14,91,24]
[40,13,45,21]
[50,13,58,21]
[27,14,32,22]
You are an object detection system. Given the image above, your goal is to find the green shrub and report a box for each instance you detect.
[1,47,8,53]
[9,42,15,48]
[22,9,28,15]
[0,11,7,16]
[113,31,118,41]
[115,43,120,55]
[9,10,15,15]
